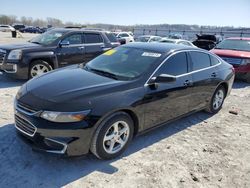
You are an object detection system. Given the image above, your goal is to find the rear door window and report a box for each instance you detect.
[84,33,103,43]
[157,52,188,76]
[189,51,211,71]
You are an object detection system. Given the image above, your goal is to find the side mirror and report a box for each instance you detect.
[150,74,176,84]
[59,40,70,47]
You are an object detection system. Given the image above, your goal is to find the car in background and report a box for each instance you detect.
[12,23,25,31]
[14,43,234,159]
[19,26,44,34]
[193,34,223,50]
[0,25,14,32]
[211,37,250,82]
[113,32,134,44]
[159,38,196,47]
[135,35,162,42]
[0,28,120,79]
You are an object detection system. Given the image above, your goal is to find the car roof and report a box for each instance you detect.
[226,37,250,41]
[124,42,195,53]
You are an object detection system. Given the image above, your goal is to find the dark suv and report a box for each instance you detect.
[0,28,120,79]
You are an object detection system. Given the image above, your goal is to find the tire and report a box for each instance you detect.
[206,85,226,114]
[29,60,52,79]
[90,112,134,160]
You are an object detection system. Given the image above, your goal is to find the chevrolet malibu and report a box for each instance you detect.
[14,43,234,159]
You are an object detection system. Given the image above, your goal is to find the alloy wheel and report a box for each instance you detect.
[30,64,50,77]
[213,89,224,110]
[103,121,130,154]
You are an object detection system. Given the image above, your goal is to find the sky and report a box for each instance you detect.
[0,0,250,27]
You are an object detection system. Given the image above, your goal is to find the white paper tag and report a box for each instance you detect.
[142,52,162,58]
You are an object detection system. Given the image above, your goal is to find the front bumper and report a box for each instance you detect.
[0,60,29,79]
[14,102,95,156]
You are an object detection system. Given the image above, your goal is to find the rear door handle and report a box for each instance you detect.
[211,72,217,77]
[183,80,193,86]
[78,46,85,50]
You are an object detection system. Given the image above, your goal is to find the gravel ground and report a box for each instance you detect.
[0,32,250,188]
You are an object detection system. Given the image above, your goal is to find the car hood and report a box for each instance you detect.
[211,49,250,58]
[17,66,126,110]
[0,42,41,50]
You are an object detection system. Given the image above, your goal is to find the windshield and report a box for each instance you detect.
[136,37,150,42]
[85,47,162,80]
[29,30,66,45]
[215,39,250,52]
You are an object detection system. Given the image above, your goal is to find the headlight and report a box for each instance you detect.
[7,50,22,60]
[242,59,250,65]
[40,110,91,123]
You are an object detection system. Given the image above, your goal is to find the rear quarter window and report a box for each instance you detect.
[210,55,220,65]
[189,51,211,71]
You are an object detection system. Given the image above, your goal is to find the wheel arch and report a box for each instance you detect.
[93,108,140,138]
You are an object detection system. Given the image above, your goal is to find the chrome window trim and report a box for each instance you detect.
[15,113,37,137]
[144,49,222,87]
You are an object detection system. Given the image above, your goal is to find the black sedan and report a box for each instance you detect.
[14,43,234,159]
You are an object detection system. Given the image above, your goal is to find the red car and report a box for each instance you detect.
[211,37,250,83]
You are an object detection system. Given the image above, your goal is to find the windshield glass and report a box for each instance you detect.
[29,30,66,45]
[215,39,250,52]
[85,47,162,80]
[136,37,150,42]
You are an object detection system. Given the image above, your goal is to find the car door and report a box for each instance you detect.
[56,33,85,67]
[188,51,220,111]
[143,52,193,130]
[83,32,105,63]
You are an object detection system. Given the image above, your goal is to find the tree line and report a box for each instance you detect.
[0,14,81,27]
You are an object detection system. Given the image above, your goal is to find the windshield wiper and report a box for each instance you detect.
[85,66,118,80]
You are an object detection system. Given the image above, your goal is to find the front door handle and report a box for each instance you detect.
[183,80,192,86]
[78,46,85,50]
[211,72,217,77]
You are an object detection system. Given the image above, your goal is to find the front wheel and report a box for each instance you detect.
[29,60,52,79]
[206,86,226,113]
[90,112,134,160]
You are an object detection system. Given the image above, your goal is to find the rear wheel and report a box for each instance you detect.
[90,112,134,160]
[29,60,52,78]
[206,86,226,113]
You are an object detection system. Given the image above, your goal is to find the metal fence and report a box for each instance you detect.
[132,28,250,41]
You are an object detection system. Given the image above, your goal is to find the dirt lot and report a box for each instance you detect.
[0,31,250,188]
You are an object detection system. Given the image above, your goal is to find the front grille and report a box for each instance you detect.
[0,53,5,65]
[15,114,36,136]
[17,101,37,114]
[222,57,243,65]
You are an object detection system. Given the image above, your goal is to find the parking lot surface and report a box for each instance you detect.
[0,32,250,188]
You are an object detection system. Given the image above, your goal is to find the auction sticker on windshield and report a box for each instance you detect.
[142,52,161,57]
